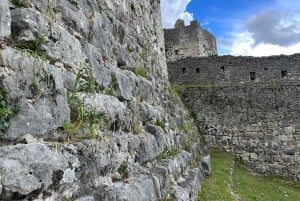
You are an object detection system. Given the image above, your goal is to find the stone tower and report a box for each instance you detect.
[164,19,217,61]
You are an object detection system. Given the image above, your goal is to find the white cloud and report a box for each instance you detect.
[228,32,300,56]
[219,0,300,56]
[161,0,193,28]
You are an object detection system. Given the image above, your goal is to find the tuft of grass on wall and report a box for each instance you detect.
[135,66,148,78]
[12,0,30,7]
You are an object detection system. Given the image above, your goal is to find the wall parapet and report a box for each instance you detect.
[168,54,300,85]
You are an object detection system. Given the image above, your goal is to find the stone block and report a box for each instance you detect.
[0,0,10,39]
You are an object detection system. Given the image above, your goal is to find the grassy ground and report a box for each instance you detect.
[198,149,300,201]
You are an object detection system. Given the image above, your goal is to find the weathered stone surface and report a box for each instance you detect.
[75,196,95,201]
[81,93,132,131]
[11,8,50,41]
[1,48,70,140]
[0,0,205,200]
[0,143,79,197]
[0,0,11,39]
[96,175,157,201]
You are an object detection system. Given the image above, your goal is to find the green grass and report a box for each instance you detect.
[199,150,234,201]
[134,66,148,78]
[199,149,300,201]
[233,163,300,201]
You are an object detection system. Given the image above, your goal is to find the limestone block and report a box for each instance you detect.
[75,196,95,201]
[0,143,79,198]
[0,0,10,39]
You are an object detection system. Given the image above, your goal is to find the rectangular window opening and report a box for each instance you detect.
[250,72,256,81]
[196,68,200,73]
[221,66,225,72]
[281,70,287,78]
[182,68,186,73]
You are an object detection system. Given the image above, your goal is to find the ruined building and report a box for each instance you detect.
[164,19,217,61]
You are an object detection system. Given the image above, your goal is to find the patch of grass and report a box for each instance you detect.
[155,118,165,129]
[12,34,49,60]
[11,0,30,7]
[198,149,300,201]
[134,66,148,78]
[181,123,192,133]
[198,149,234,201]
[140,49,146,61]
[132,122,143,135]
[127,45,134,53]
[168,85,185,108]
[156,147,181,161]
[117,162,129,180]
[0,88,19,139]
[233,162,300,201]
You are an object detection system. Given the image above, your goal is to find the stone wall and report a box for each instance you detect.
[164,19,217,62]
[0,1,206,201]
[168,54,300,180]
[168,54,300,84]
[178,85,300,180]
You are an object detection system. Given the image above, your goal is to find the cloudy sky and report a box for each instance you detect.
[161,0,300,56]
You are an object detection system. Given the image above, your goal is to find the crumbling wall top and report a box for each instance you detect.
[175,19,185,28]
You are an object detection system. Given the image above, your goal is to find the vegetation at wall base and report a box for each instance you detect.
[198,149,300,201]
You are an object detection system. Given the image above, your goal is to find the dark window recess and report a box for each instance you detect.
[175,49,179,55]
[221,66,225,72]
[250,72,256,81]
[264,67,268,71]
[281,70,287,78]
[182,68,186,73]
[196,68,200,73]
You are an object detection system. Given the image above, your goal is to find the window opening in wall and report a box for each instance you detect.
[175,49,179,55]
[250,72,256,81]
[264,67,268,70]
[281,70,287,78]
[221,66,225,72]
[182,68,186,73]
[196,68,200,73]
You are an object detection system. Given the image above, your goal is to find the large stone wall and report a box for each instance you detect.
[0,1,205,201]
[168,54,300,180]
[168,54,300,84]
[164,19,217,62]
[178,84,300,180]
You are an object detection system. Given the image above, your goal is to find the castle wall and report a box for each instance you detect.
[168,54,300,180]
[164,20,217,61]
[178,85,300,180]
[168,54,300,84]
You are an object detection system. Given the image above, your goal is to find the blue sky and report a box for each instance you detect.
[161,0,300,56]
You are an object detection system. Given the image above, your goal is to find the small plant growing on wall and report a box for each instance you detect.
[0,79,19,139]
[134,65,148,78]
[12,0,30,8]
[63,66,105,140]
